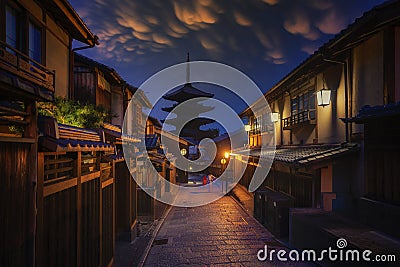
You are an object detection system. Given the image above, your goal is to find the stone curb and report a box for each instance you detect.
[137,204,173,267]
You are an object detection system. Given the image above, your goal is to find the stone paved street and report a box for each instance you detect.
[144,196,311,266]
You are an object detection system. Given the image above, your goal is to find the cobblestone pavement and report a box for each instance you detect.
[144,196,311,266]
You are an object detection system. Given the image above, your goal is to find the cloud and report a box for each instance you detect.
[272,59,287,64]
[301,43,319,54]
[145,15,159,25]
[116,15,152,33]
[307,0,334,10]
[268,50,284,59]
[262,0,279,5]
[264,49,286,64]
[152,33,173,46]
[315,9,346,34]
[132,31,152,41]
[69,0,377,89]
[283,12,320,40]
[254,27,272,49]
[199,35,219,50]
[173,1,218,26]
[233,11,252,26]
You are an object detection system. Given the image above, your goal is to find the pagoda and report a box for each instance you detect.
[162,54,218,142]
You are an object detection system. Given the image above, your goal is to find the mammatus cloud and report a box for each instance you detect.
[265,50,287,64]
[301,43,319,54]
[283,11,320,41]
[71,0,386,87]
[262,0,279,5]
[233,11,252,26]
[315,9,347,34]
[173,1,218,26]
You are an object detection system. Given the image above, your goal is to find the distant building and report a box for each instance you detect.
[162,54,218,141]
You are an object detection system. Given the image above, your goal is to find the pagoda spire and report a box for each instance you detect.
[186,52,190,84]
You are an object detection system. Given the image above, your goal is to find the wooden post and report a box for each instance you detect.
[99,163,103,267]
[36,152,44,267]
[112,160,116,264]
[25,102,37,267]
[76,151,82,267]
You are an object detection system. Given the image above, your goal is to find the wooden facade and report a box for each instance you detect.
[236,0,400,245]
[73,53,122,114]
[0,0,96,265]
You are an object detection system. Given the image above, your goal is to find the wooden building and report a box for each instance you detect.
[73,54,155,244]
[235,0,400,250]
[73,52,123,116]
[0,0,96,265]
[137,116,191,219]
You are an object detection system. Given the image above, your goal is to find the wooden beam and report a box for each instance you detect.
[101,178,114,189]
[43,177,77,197]
[81,171,100,184]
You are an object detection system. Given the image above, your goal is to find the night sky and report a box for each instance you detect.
[70,0,386,113]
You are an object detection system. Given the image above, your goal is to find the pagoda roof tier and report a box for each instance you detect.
[162,117,215,127]
[161,103,215,113]
[163,83,214,102]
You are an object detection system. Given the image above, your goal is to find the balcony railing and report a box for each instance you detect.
[282,110,316,130]
[0,41,55,92]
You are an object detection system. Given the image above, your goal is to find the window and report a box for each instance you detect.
[291,90,316,120]
[5,5,20,51]
[4,5,44,63]
[28,21,42,63]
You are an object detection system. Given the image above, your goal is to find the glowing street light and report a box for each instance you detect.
[224,152,230,159]
[180,148,187,156]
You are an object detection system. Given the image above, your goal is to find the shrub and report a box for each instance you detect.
[38,97,113,129]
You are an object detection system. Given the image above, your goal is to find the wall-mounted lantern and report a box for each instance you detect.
[244,124,251,132]
[317,75,332,107]
[316,89,331,107]
[224,152,230,159]
[270,112,279,123]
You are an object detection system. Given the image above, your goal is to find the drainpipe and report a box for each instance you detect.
[69,36,99,99]
[322,57,350,143]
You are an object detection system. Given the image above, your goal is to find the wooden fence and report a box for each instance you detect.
[36,151,115,267]
[0,142,33,266]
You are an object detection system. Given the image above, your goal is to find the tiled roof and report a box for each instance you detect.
[236,144,359,166]
[121,134,141,143]
[40,137,113,152]
[163,83,214,102]
[39,117,114,152]
[103,123,121,133]
[104,153,124,161]
[343,102,400,123]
